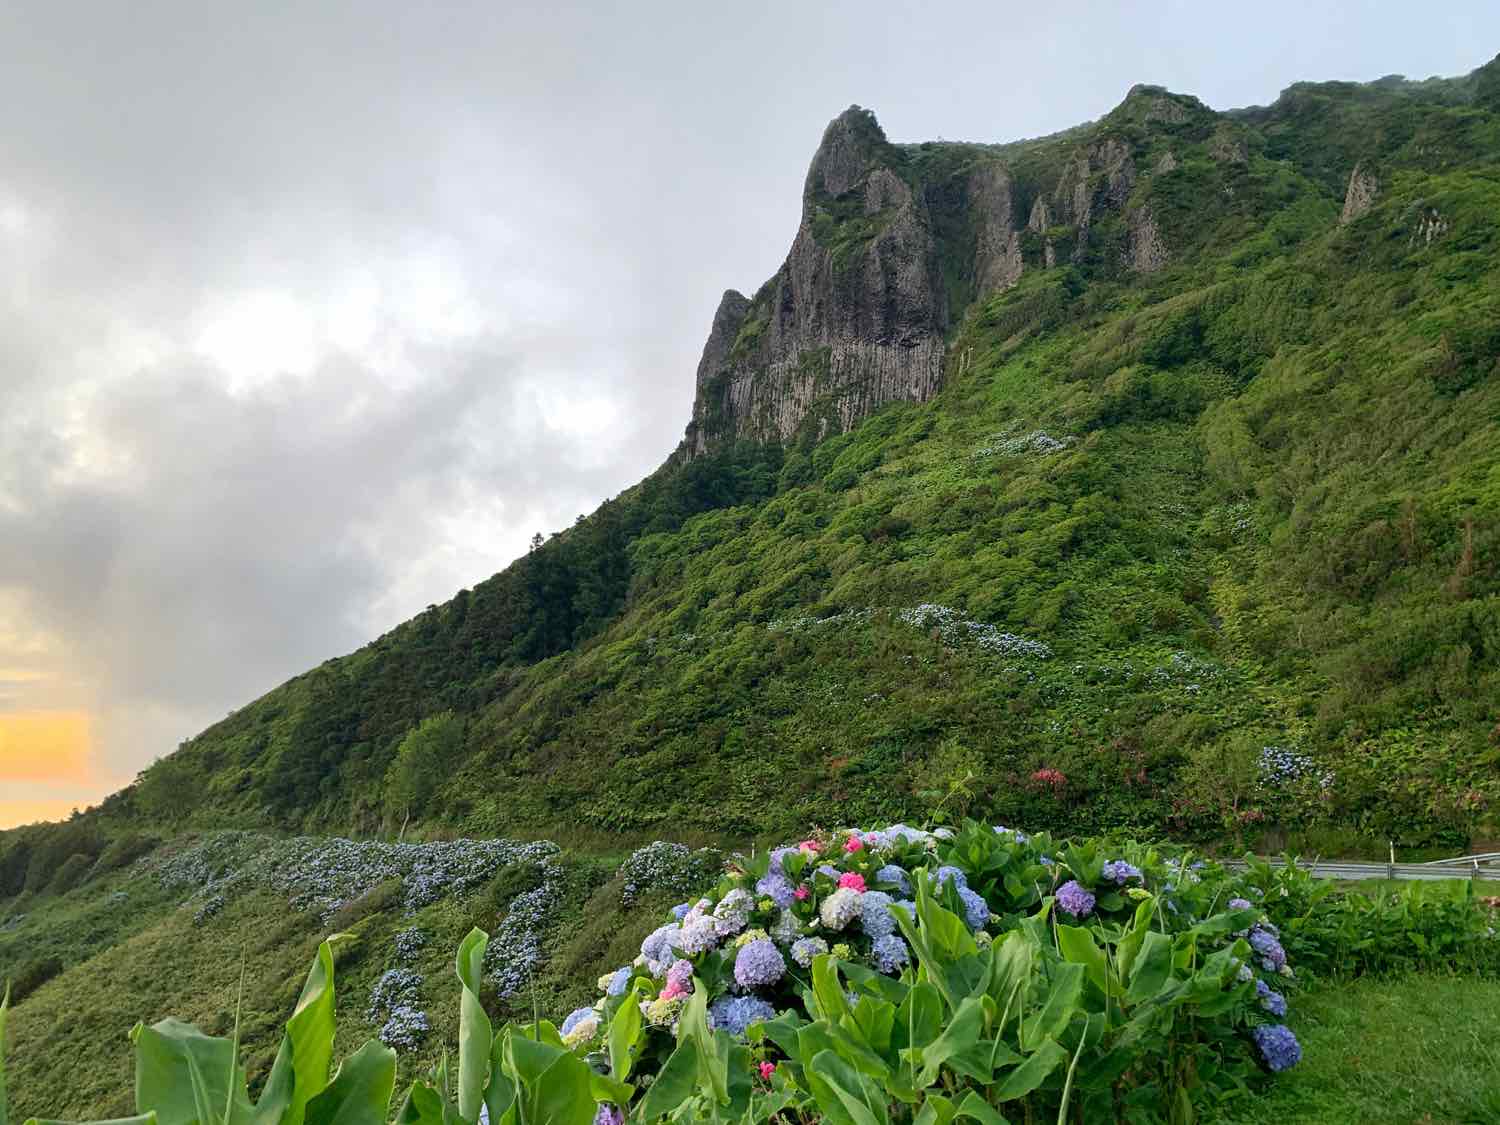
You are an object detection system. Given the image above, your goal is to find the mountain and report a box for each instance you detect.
[19,55,1500,867]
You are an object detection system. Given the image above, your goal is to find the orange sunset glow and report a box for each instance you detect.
[0,710,108,827]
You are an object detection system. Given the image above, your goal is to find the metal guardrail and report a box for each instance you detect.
[1223,855,1498,883]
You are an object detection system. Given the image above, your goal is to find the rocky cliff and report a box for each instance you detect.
[678,87,1232,457]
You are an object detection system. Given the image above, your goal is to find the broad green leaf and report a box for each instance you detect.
[954,1090,1010,1125]
[526,1053,597,1125]
[606,988,642,1082]
[823,1021,892,1081]
[807,1049,888,1125]
[454,929,493,1121]
[1125,932,1173,1005]
[846,995,896,1058]
[635,1037,700,1121]
[992,1038,1067,1102]
[895,984,942,1054]
[257,939,339,1125]
[1054,926,1109,996]
[811,956,850,1023]
[916,996,986,1086]
[676,980,727,1106]
[759,1011,808,1064]
[913,1094,956,1125]
[131,1018,250,1125]
[392,1082,448,1125]
[1115,899,1156,982]
[484,1032,518,1125]
[1020,964,1082,1052]
[303,1040,397,1125]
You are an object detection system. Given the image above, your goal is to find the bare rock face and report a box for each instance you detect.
[1209,126,1249,165]
[969,163,1024,295]
[1051,138,1136,263]
[1340,163,1380,224]
[1128,207,1169,273]
[682,107,948,456]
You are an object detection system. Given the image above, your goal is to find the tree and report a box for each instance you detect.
[383,711,465,836]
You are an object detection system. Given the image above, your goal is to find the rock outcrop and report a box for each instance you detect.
[1340,163,1379,224]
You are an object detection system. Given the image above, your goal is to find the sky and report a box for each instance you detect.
[1,1,1497,828]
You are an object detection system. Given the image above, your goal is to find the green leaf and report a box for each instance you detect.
[913,1094,956,1125]
[954,1090,1010,1125]
[303,1041,397,1125]
[484,1032,518,1125]
[806,1049,888,1125]
[811,956,850,1023]
[256,939,339,1125]
[131,1018,251,1125]
[1053,926,1110,996]
[1125,931,1173,1005]
[635,1037,700,1121]
[992,1038,1067,1102]
[895,984,943,1053]
[454,929,494,1122]
[392,1082,448,1125]
[606,989,642,1082]
[1020,963,1082,1052]
[916,996,986,1087]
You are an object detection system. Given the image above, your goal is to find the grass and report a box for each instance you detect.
[1218,973,1500,1124]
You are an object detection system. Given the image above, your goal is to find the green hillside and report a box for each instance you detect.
[61,60,1496,855]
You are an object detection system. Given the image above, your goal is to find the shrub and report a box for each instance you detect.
[46,853,93,894]
[7,954,63,1005]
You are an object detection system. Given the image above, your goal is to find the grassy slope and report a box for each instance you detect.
[1220,973,1500,1124]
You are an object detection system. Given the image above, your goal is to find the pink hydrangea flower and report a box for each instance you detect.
[837,872,867,892]
[799,839,820,853]
[844,836,864,853]
[660,980,687,1001]
[794,885,810,901]
[758,1062,776,1080]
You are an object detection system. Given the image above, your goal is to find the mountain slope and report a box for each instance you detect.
[38,55,1500,859]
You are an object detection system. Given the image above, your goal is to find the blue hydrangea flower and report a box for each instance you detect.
[734,938,787,989]
[872,933,910,974]
[1228,897,1253,911]
[768,846,799,876]
[1101,860,1142,885]
[859,890,897,937]
[1056,880,1095,917]
[874,864,911,895]
[560,1007,596,1036]
[1249,925,1287,970]
[670,902,692,920]
[892,899,916,922]
[714,889,753,937]
[791,937,828,967]
[606,967,631,996]
[934,865,968,892]
[709,995,777,1037]
[1252,1024,1301,1072]
[756,872,796,908]
[816,864,841,881]
[1256,978,1288,1018]
[770,908,802,944]
[640,923,681,972]
[957,886,990,930]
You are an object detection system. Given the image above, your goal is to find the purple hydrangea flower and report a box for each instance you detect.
[859,890,897,937]
[670,902,692,920]
[560,1007,596,1036]
[734,938,787,989]
[1252,1024,1302,1072]
[874,865,911,895]
[791,937,828,967]
[666,959,694,991]
[1256,978,1288,1018]
[872,934,910,974]
[756,872,796,908]
[640,923,681,971]
[958,886,990,930]
[816,864,841,881]
[1057,880,1095,917]
[768,846,799,876]
[1102,860,1142,885]
[709,995,777,1037]
[1228,897,1253,911]
[676,916,719,955]
[594,1104,624,1125]
[606,967,631,996]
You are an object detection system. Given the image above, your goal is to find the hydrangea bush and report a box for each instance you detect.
[558,820,1304,1121]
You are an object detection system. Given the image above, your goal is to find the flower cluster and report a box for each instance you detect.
[1257,745,1334,790]
[484,859,565,996]
[367,967,428,1051]
[618,841,724,906]
[394,927,426,961]
[898,604,1053,660]
[972,430,1077,458]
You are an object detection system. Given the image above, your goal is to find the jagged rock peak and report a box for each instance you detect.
[805,105,893,199]
[693,290,751,391]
